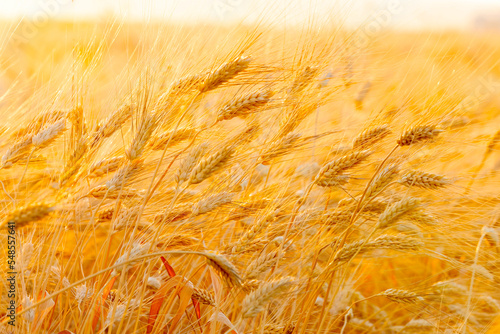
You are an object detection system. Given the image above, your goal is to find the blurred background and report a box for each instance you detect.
[0,0,500,30]
[0,0,499,104]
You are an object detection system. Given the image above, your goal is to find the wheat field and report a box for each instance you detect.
[0,14,499,334]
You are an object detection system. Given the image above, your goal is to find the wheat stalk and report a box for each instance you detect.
[378,198,421,229]
[377,288,424,304]
[148,127,196,150]
[199,56,252,92]
[332,234,424,263]
[397,125,442,146]
[111,243,151,276]
[241,277,293,318]
[188,145,234,185]
[3,203,55,228]
[260,133,302,165]
[88,156,124,178]
[126,114,156,160]
[1,136,33,168]
[191,192,234,216]
[32,119,66,149]
[217,89,272,122]
[204,252,242,287]
[244,250,280,280]
[314,150,372,186]
[106,159,143,191]
[399,170,451,189]
[353,124,391,149]
[91,104,133,146]
[192,288,216,306]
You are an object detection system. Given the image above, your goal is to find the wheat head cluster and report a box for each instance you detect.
[0,19,499,334]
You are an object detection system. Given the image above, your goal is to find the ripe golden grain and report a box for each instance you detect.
[6,18,499,334]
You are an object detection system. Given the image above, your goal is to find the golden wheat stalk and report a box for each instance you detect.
[175,142,209,186]
[377,288,424,304]
[106,159,143,190]
[191,192,234,216]
[88,185,140,199]
[198,56,252,93]
[314,150,372,186]
[154,202,193,224]
[399,170,451,189]
[260,323,295,334]
[111,243,151,276]
[217,89,273,122]
[378,198,421,229]
[244,250,280,280]
[192,287,216,306]
[287,65,319,98]
[31,119,66,149]
[188,145,234,185]
[148,127,196,150]
[397,125,442,146]
[91,104,133,146]
[260,133,302,165]
[241,277,293,318]
[126,114,156,160]
[3,203,55,228]
[88,156,123,178]
[363,165,399,200]
[333,234,424,263]
[204,252,242,287]
[1,136,33,168]
[353,125,391,149]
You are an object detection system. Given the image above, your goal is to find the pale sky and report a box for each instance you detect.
[0,0,499,29]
